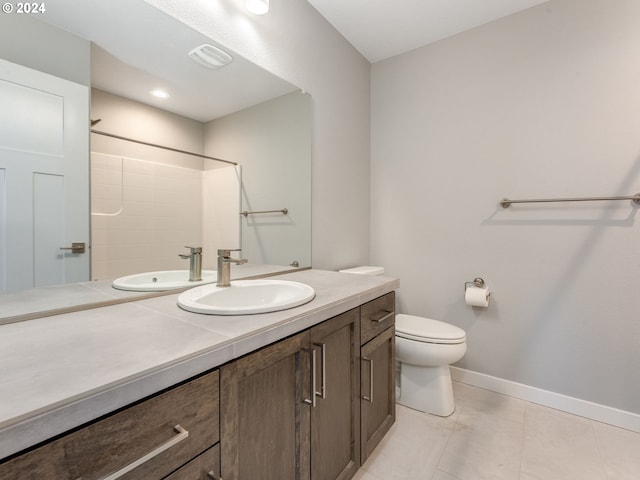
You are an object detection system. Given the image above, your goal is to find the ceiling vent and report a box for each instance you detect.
[188,44,233,70]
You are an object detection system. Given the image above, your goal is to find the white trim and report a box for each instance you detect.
[451,366,640,433]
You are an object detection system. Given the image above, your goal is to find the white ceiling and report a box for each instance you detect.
[37,0,296,122]
[307,0,550,63]
[33,0,552,120]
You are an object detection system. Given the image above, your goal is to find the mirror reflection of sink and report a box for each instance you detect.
[177,279,316,315]
[112,270,217,292]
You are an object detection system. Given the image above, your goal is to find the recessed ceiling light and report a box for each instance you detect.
[246,0,269,15]
[150,89,170,99]
[188,44,233,70]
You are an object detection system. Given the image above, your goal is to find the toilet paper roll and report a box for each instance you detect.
[465,286,490,307]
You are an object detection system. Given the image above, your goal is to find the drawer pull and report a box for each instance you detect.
[363,357,374,402]
[97,424,189,480]
[369,310,393,323]
[207,471,222,480]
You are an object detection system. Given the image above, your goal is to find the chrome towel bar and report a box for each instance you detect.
[500,193,640,208]
[240,208,288,217]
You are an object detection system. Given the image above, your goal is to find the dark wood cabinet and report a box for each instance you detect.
[1,290,397,480]
[220,330,310,480]
[310,307,361,480]
[361,325,395,462]
[220,308,360,480]
[0,370,219,480]
[164,444,220,480]
[360,293,396,463]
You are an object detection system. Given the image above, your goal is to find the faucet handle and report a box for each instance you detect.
[184,246,202,254]
[218,248,241,257]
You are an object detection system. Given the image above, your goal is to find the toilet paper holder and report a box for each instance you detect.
[464,277,485,291]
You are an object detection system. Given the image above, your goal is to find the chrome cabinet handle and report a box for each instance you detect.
[313,342,326,400]
[207,471,222,480]
[89,424,189,480]
[369,310,393,323]
[363,357,374,402]
[303,348,317,407]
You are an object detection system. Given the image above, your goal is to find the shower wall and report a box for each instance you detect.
[90,89,233,279]
[91,89,309,279]
[90,152,204,279]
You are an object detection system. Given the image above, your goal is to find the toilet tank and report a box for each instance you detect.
[339,266,384,276]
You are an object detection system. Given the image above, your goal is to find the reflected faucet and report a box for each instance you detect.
[179,246,203,282]
[217,249,248,287]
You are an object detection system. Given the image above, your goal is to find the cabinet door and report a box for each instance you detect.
[309,308,360,480]
[361,326,396,463]
[220,331,311,480]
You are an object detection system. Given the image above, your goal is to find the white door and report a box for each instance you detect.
[0,58,89,292]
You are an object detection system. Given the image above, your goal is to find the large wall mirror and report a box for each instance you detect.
[0,0,312,323]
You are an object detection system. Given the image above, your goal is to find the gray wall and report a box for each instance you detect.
[0,14,90,85]
[144,0,372,271]
[371,0,640,414]
[8,0,634,420]
[204,92,312,268]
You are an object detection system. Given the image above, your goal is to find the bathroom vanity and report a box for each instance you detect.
[0,270,398,480]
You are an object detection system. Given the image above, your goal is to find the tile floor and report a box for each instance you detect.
[354,381,640,480]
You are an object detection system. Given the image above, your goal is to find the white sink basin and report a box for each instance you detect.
[177,279,316,315]
[112,270,217,292]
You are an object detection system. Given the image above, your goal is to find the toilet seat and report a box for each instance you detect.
[396,314,466,344]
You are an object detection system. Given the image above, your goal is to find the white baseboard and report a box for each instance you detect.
[450,366,640,433]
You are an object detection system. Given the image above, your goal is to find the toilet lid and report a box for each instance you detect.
[396,314,466,344]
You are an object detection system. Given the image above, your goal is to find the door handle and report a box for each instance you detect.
[60,242,86,254]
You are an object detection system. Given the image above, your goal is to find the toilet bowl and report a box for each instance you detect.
[395,314,466,416]
[339,267,468,416]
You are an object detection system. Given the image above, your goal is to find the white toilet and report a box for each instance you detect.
[339,266,467,417]
[395,314,466,416]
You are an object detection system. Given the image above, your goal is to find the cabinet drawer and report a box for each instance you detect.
[0,370,219,480]
[164,444,220,480]
[360,292,395,345]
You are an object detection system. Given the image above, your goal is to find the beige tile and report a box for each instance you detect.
[430,469,461,480]
[519,473,540,480]
[358,383,640,480]
[593,421,640,480]
[361,405,454,480]
[437,389,525,480]
[453,381,528,419]
[394,403,458,435]
[352,469,383,480]
[521,404,607,480]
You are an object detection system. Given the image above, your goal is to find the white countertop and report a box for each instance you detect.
[0,269,399,459]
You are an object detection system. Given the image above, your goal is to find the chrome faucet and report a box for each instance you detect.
[179,246,203,282]
[217,249,248,287]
